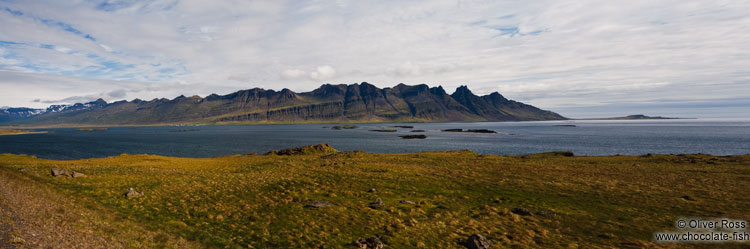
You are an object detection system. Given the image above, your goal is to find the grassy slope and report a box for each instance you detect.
[0,164,199,248]
[0,151,748,248]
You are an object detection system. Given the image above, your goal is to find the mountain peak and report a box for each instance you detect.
[87,98,108,106]
[4,82,566,125]
[453,85,474,95]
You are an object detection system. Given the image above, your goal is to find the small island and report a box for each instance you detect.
[172,129,200,132]
[74,128,108,132]
[399,134,427,139]
[369,129,397,132]
[331,125,358,130]
[441,129,498,134]
[584,114,681,120]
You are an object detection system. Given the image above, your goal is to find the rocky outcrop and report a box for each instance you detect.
[464,234,493,249]
[399,200,416,205]
[369,198,385,209]
[353,236,385,249]
[123,188,143,198]
[511,207,532,216]
[51,168,85,178]
[304,200,334,208]
[50,168,68,177]
[264,144,339,156]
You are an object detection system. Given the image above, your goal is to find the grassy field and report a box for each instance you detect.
[0,145,748,248]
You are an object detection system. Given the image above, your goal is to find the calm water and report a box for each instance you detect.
[1,119,749,160]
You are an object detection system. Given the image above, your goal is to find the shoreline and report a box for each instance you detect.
[0,131,50,136]
[0,117,578,129]
[1,149,748,161]
[0,117,726,129]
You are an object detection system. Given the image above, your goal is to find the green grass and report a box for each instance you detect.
[0,151,748,248]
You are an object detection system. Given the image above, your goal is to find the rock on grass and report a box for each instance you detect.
[123,188,143,198]
[353,236,384,249]
[304,200,334,208]
[51,168,69,177]
[536,210,556,217]
[464,234,493,249]
[369,198,385,209]
[511,207,532,216]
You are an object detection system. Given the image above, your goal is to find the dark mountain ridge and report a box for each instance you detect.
[3,82,566,125]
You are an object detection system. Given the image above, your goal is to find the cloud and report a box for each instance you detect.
[280,66,337,81]
[280,69,306,80]
[309,65,335,81]
[107,88,127,98]
[0,0,748,117]
[35,94,102,104]
[387,62,422,77]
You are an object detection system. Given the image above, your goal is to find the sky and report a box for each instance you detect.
[0,0,749,118]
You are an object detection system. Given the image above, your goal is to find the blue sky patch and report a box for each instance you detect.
[3,7,23,16]
[493,26,545,37]
[4,7,96,41]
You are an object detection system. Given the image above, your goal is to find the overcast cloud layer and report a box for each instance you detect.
[1,0,749,118]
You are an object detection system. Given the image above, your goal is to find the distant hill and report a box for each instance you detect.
[0,107,44,123]
[2,83,566,126]
[585,114,680,120]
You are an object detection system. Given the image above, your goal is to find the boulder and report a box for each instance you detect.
[71,172,85,178]
[399,200,416,205]
[304,200,334,208]
[464,234,493,249]
[264,144,339,156]
[124,188,143,198]
[50,168,68,177]
[353,236,384,249]
[369,198,385,209]
[511,207,532,216]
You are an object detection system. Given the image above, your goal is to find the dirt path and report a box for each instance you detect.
[0,167,197,248]
[0,201,18,249]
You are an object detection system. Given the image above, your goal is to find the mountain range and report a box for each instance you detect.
[1,82,565,126]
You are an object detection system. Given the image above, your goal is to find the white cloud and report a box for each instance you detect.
[280,69,306,80]
[53,46,72,53]
[0,0,748,117]
[309,65,336,81]
[99,44,113,52]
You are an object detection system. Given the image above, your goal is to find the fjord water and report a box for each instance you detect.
[1,119,749,160]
